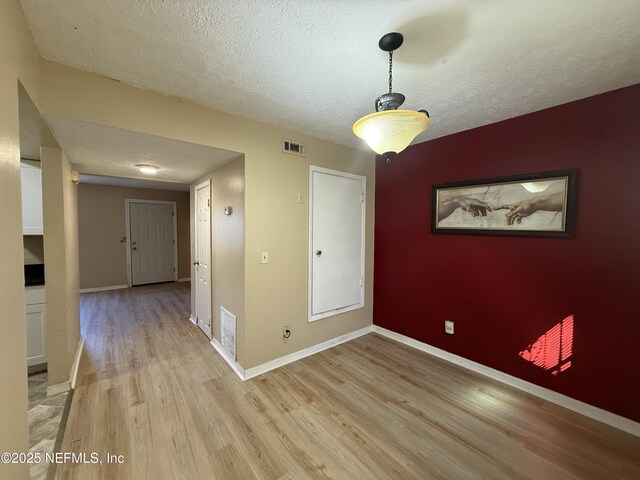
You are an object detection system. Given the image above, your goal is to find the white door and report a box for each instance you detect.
[194,181,212,338]
[130,202,176,286]
[20,160,43,235]
[309,166,365,322]
[26,303,46,367]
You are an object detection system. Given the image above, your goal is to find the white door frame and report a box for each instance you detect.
[193,180,212,337]
[125,199,178,287]
[308,165,366,322]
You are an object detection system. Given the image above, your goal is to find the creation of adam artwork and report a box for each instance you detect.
[432,170,577,238]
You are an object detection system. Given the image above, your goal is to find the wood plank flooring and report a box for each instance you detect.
[57,283,640,479]
[28,372,69,480]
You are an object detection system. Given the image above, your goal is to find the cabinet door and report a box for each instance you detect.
[21,161,44,235]
[26,303,46,367]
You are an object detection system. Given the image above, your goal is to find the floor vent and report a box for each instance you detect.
[220,306,237,361]
[283,138,306,156]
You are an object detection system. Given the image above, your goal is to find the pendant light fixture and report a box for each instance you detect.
[352,32,430,163]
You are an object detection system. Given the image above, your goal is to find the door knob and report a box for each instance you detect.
[193,261,200,266]
[132,247,137,251]
[315,250,322,256]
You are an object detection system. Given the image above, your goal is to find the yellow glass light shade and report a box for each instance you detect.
[352,109,430,156]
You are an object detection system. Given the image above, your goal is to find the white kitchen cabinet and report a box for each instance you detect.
[21,160,43,235]
[25,286,46,367]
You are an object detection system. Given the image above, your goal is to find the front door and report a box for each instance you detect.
[130,202,176,286]
[194,181,212,338]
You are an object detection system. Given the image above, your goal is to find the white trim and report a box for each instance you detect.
[79,284,128,294]
[69,337,84,389]
[372,326,640,438]
[245,326,372,380]
[209,326,373,382]
[308,165,366,322]
[198,322,212,339]
[125,199,179,287]
[189,314,197,325]
[210,336,246,380]
[125,199,132,286]
[177,277,191,283]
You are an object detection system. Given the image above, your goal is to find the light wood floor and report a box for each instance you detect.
[28,372,69,480]
[57,283,640,479]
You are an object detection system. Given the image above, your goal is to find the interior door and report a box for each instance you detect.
[309,166,365,322]
[130,202,176,286]
[26,303,46,367]
[194,182,212,338]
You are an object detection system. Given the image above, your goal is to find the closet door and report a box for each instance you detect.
[309,166,365,322]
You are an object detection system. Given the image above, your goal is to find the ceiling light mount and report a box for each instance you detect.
[378,32,404,52]
[353,32,431,163]
[376,33,405,113]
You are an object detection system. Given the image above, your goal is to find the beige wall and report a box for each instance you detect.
[244,147,374,368]
[193,157,246,364]
[0,1,43,477]
[77,184,190,289]
[41,60,375,371]
[42,147,81,385]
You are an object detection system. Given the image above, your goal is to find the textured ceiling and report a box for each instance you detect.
[21,0,640,148]
[47,117,242,183]
[80,174,190,192]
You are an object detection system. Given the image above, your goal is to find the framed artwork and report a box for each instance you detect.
[432,170,577,237]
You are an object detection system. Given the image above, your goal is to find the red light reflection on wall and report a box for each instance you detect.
[519,315,574,375]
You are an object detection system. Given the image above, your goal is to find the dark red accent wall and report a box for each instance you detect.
[373,84,640,422]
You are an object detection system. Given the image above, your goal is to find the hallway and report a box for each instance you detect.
[57,283,640,479]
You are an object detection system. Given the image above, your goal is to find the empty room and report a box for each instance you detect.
[1,1,639,479]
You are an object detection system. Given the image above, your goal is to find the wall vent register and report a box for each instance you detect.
[221,306,237,361]
[283,139,305,156]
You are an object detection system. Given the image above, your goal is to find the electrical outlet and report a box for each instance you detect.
[283,323,291,343]
[445,320,454,334]
[261,251,268,264]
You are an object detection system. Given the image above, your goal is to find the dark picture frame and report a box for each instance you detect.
[432,170,577,238]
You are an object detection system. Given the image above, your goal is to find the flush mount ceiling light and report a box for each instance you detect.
[353,32,430,163]
[136,164,159,174]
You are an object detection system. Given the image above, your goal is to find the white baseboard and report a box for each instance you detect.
[177,278,191,283]
[69,337,84,389]
[209,326,373,382]
[79,284,128,293]
[189,314,197,325]
[210,336,246,380]
[372,325,640,438]
[243,326,373,380]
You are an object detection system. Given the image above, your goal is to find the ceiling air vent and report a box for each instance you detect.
[283,138,306,157]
